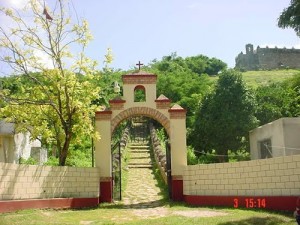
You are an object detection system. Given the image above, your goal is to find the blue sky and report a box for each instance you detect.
[1,0,300,71]
[73,0,300,70]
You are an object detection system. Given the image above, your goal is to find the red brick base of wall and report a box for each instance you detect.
[172,179,183,201]
[0,197,99,213]
[100,178,113,203]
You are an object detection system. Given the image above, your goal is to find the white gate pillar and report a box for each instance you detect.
[169,104,187,201]
[95,111,113,202]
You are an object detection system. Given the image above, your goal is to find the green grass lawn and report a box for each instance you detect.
[0,203,295,225]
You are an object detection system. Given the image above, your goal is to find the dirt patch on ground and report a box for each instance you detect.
[79,221,94,225]
[41,211,52,217]
[172,210,228,218]
[131,207,228,219]
[132,207,169,219]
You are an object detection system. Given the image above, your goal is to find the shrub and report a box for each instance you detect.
[19,157,38,165]
[187,146,198,165]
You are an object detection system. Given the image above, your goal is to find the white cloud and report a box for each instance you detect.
[33,49,54,69]
[0,0,31,30]
[5,0,30,9]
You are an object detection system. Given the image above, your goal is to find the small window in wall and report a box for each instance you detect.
[134,85,146,102]
[259,139,272,159]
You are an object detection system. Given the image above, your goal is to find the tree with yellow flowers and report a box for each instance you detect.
[0,0,111,166]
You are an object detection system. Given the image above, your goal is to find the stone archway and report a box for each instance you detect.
[94,70,187,203]
[111,107,170,136]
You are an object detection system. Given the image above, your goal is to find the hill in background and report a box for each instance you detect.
[210,69,300,88]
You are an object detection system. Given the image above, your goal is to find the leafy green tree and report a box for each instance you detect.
[92,69,123,107]
[153,65,212,128]
[186,55,226,76]
[185,55,207,75]
[255,82,300,125]
[205,57,227,75]
[151,53,227,76]
[278,0,300,36]
[148,53,226,129]
[151,53,188,73]
[191,70,258,162]
[0,0,109,166]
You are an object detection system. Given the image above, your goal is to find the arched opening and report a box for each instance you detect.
[134,85,146,102]
[111,107,170,136]
[111,115,171,202]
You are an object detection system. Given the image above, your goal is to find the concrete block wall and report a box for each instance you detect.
[0,163,100,200]
[183,155,300,197]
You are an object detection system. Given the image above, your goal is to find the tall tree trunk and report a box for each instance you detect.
[58,132,72,166]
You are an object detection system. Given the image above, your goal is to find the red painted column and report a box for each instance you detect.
[100,177,113,203]
[172,176,183,201]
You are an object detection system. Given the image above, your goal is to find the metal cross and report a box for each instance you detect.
[136,61,144,70]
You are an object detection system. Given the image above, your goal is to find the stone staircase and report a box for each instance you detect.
[128,144,152,169]
[122,121,163,207]
[127,120,153,169]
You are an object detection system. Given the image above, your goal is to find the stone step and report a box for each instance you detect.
[129,161,152,164]
[130,156,150,159]
[128,164,153,169]
[129,150,150,153]
[129,147,150,152]
[130,148,149,151]
[127,135,153,168]
[129,147,150,149]
[129,149,150,151]
[128,161,151,164]
[130,158,151,162]
[129,145,149,149]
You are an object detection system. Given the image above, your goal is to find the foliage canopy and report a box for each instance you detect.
[0,0,107,166]
[191,70,258,162]
[278,0,300,36]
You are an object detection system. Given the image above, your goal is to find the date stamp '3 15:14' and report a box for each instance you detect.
[234,198,266,208]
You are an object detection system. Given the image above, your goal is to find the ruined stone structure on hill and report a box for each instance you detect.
[235,43,300,71]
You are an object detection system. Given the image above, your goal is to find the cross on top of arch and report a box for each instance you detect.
[136,61,144,70]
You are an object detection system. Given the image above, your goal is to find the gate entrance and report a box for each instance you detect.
[166,141,172,199]
[111,141,121,201]
[95,70,187,203]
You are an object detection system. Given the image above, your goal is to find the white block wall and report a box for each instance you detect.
[250,118,300,159]
[183,155,300,196]
[0,163,100,200]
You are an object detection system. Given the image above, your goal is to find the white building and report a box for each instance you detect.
[249,117,300,159]
[0,121,46,164]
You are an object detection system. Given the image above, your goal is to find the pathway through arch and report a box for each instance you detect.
[122,120,165,208]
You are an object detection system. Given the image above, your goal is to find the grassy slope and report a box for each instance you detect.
[241,69,300,89]
[210,69,300,88]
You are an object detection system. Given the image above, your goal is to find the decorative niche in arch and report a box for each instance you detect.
[134,85,146,102]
